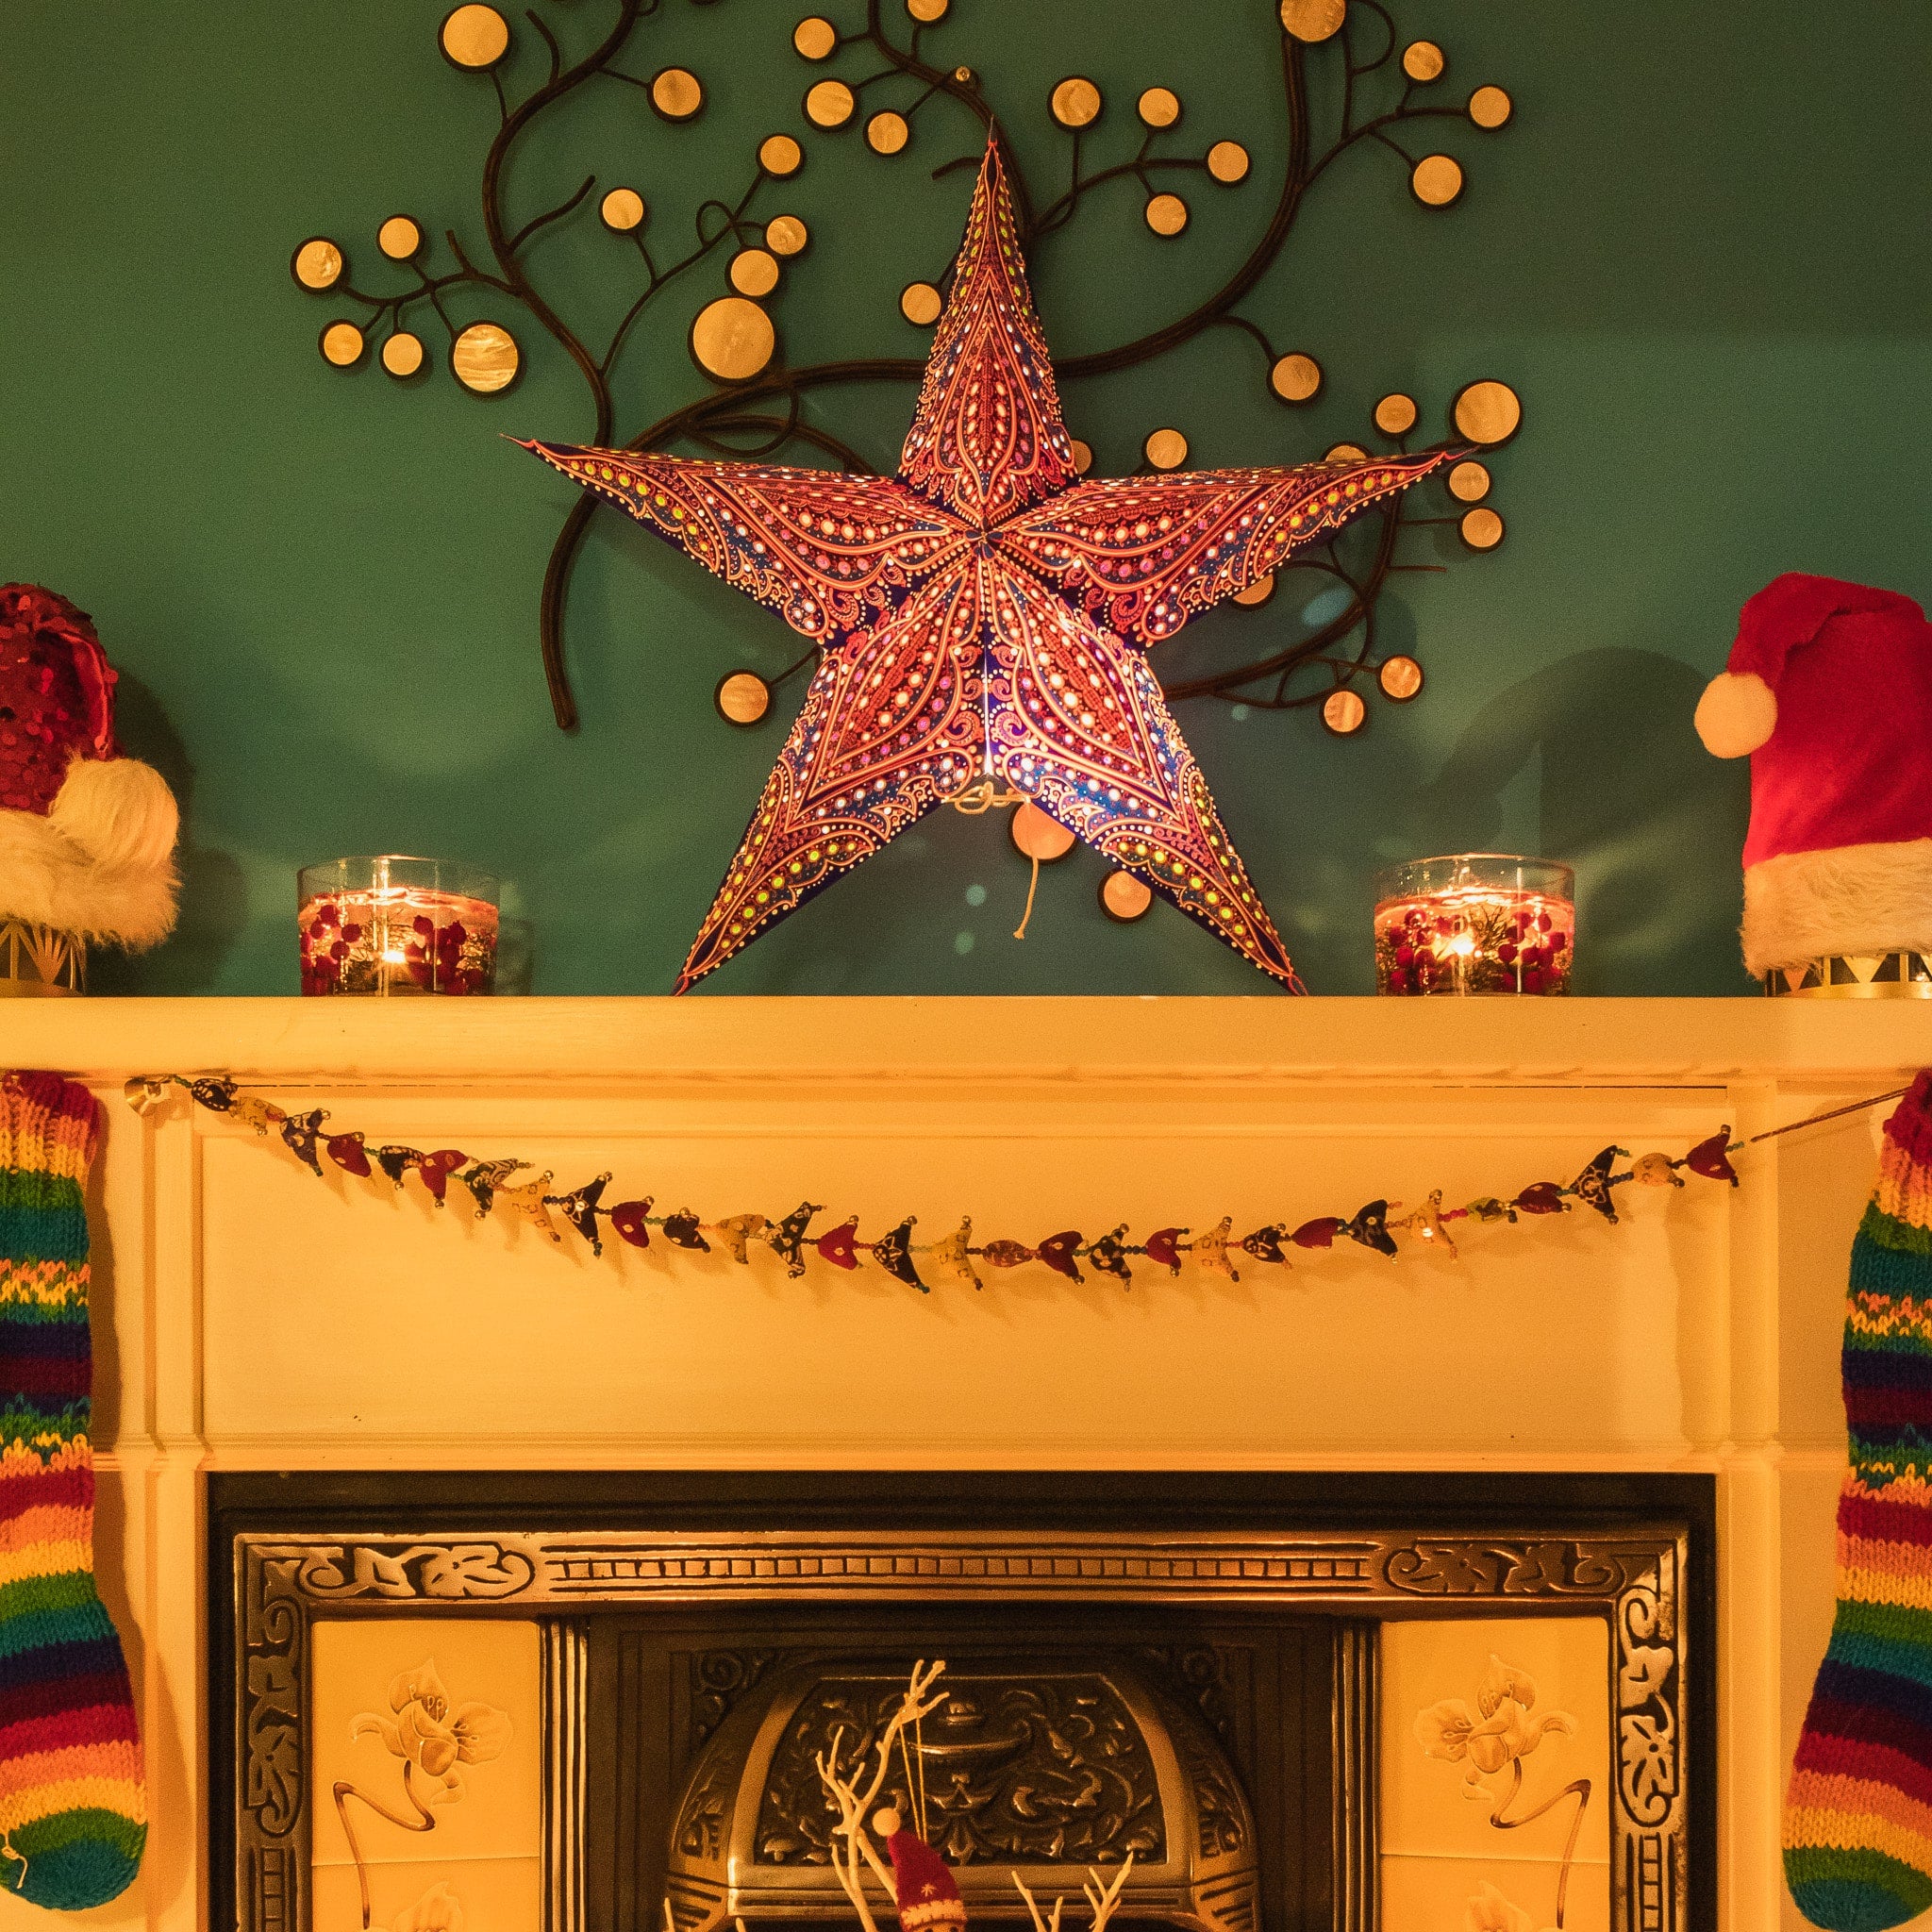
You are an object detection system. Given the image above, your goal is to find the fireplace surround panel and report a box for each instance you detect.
[28,996,1914,1931]
[209,1472,1715,1932]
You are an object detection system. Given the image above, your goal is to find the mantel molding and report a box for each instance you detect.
[7,993,1930,1089]
[7,992,1915,1929]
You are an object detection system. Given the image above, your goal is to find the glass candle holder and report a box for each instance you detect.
[1374,854,1574,996]
[297,856,498,996]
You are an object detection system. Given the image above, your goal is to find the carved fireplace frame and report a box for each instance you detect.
[219,1480,1702,1932]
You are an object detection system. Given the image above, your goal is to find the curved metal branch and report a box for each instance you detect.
[516,0,1492,728]
[525,8,563,87]
[1053,29,1313,379]
[509,174,596,253]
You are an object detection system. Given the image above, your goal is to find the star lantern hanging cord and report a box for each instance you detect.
[524,135,1450,991]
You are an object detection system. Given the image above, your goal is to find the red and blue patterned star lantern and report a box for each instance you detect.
[525,135,1446,991]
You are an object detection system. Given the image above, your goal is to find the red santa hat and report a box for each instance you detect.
[874,1811,966,1932]
[0,584,178,948]
[1693,572,1932,978]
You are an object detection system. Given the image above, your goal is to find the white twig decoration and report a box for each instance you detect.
[1014,1854,1134,1932]
[813,1659,950,1932]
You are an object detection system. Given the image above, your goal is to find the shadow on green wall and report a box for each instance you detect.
[90,676,247,994]
[1411,648,1755,995]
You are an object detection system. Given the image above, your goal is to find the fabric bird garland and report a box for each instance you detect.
[522,134,1448,991]
[123,1072,1888,1294]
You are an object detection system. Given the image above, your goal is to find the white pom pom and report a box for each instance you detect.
[873,1808,902,1839]
[1693,671,1778,759]
[50,753,179,873]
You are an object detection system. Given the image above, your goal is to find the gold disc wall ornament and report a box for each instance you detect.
[378,215,424,261]
[715,671,773,726]
[650,67,705,122]
[1410,154,1464,207]
[805,79,856,127]
[1322,688,1367,735]
[792,15,838,58]
[907,0,948,21]
[291,237,344,291]
[320,321,366,368]
[1469,85,1513,129]
[1144,427,1188,470]
[867,110,910,155]
[765,214,810,257]
[1452,378,1522,446]
[1099,870,1154,922]
[451,321,520,393]
[1271,352,1322,403]
[1378,654,1424,701]
[381,330,426,378]
[1137,87,1181,128]
[759,134,805,177]
[1069,438,1094,475]
[1374,391,1418,436]
[1325,441,1368,462]
[1279,0,1345,43]
[1207,141,1251,183]
[900,281,943,325]
[1050,77,1103,128]
[729,248,781,297]
[1447,458,1491,501]
[1232,573,1275,608]
[440,3,510,70]
[1459,506,1506,551]
[1402,40,1445,82]
[1011,802,1075,863]
[691,295,776,382]
[601,187,646,233]
[1144,192,1189,236]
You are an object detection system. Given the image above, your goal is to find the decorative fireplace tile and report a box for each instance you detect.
[1379,1618,1610,1929]
[311,1857,542,1931]
[310,1618,543,1896]
[1379,1854,1609,1932]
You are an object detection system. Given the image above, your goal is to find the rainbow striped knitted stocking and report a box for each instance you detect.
[1787,1072,1932,1929]
[0,1073,144,1908]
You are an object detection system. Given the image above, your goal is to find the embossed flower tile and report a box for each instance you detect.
[310,1618,542,1930]
[1380,1618,1610,1932]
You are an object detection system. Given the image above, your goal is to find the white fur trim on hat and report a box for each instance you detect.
[1693,670,1778,759]
[1741,836,1932,978]
[0,755,179,948]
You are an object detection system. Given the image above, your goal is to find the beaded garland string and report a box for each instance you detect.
[125,1076,1911,1292]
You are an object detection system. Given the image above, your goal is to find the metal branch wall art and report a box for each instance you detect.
[288,0,1519,744]
[522,139,1452,988]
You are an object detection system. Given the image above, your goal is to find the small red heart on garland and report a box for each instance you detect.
[327,1132,371,1177]
[815,1217,861,1270]
[608,1199,655,1248]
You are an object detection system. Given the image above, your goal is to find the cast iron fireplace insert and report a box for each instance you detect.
[208,1472,1715,1932]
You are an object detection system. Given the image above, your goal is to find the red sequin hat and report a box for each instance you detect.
[875,1812,967,1932]
[0,584,178,947]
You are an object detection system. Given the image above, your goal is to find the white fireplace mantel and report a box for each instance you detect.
[4,993,1929,1932]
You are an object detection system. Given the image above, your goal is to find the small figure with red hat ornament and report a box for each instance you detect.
[806,1658,1134,1932]
[0,584,177,993]
[873,1808,968,1932]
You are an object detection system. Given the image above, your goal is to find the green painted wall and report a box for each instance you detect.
[5,1,1927,996]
